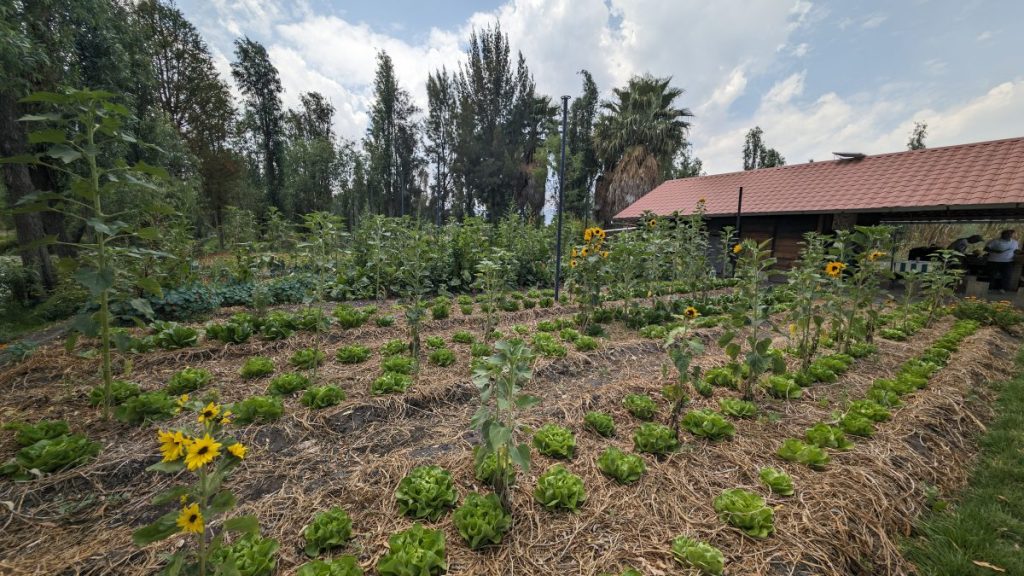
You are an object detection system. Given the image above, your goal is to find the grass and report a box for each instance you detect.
[901,347,1024,575]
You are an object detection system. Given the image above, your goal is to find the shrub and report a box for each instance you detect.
[301,385,346,409]
[633,422,679,455]
[532,424,576,459]
[336,345,372,364]
[805,423,853,450]
[268,373,310,396]
[376,524,446,576]
[428,348,457,367]
[166,367,213,395]
[713,488,774,538]
[452,493,511,549]
[154,323,199,349]
[718,398,757,418]
[295,558,362,576]
[682,409,736,441]
[5,420,69,446]
[759,467,794,496]
[381,355,415,374]
[623,394,658,420]
[290,348,326,369]
[583,411,615,437]
[232,395,284,424]
[241,356,275,379]
[210,534,278,576]
[704,367,737,388]
[671,536,725,576]
[574,335,599,352]
[115,392,177,424]
[777,438,829,469]
[381,339,408,356]
[765,375,802,399]
[1,434,101,480]
[533,464,586,511]
[452,330,475,344]
[333,305,370,329]
[597,447,646,484]
[88,379,140,407]
[303,507,353,557]
[371,372,412,395]
[375,314,396,327]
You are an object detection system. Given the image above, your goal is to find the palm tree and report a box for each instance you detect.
[593,75,693,223]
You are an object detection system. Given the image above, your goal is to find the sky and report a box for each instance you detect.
[177,0,1024,176]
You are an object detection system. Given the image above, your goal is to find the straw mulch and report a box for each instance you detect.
[0,301,1016,576]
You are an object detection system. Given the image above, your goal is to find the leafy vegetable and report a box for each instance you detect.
[210,534,278,576]
[290,348,326,369]
[671,536,725,575]
[758,467,794,496]
[777,438,829,469]
[532,424,576,459]
[295,557,363,576]
[574,335,599,351]
[268,372,310,396]
[394,465,458,521]
[380,339,408,356]
[232,395,284,424]
[88,379,140,407]
[371,372,412,395]
[154,323,198,349]
[681,409,736,441]
[531,333,567,358]
[623,393,658,420]
[333,305,371,329]
[5,420,69,447]
[533,464,587,511]
[115,392,177,424]
[633,422,679,455]
[765,375,802,399]
[846,399,891,422]
[428,348,457,367]
[301,385,346,409]
[704,367,737,388]
[713,488,774,538]
[597,447,646,484]
[804,423,853,450]
[452,330,475,344]
[165,367,213,395]
[1,434,101,480]
[425,335,445,349]
[303,507,353,557]
[583,411,615,437]
[381,355,415,375]
[376,524,446,576]
[718,397,757,418]
[452,492,511,549]
[240,356,275,379]
[838,413,875,437]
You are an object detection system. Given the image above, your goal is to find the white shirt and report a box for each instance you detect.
[986,238,1018,263]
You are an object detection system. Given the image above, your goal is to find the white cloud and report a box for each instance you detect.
[791,42,810,57]
[861,14,888,29]
[762,71,806,106]
[699,67,748,115]
[924,58,948,75]
[976,30,994,41]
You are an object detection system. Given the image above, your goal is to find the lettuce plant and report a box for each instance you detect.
[241,357,275,379]
[232,395,284,424]
[681,409,735,441]
[633,422,679,455]
[531,333,567,358]
[381,355,415,375]
[303,507,353,556]
[1,434,101,480]
[623,394,658,420]
[777,438,829,469]
[333,305,370,329]
[558,328,581,342]
[845,399,891,422]
[473,449,516,488]
[5,420,69,446]
[428,348,457,367]
[671,536,725,575]
[804,423,853,450]
[452,330,475,344]
[395,466,458,521]
[335,345,371,364]
[838,413,875,437]
[713,488,774,537]
[765,375,802,399]
[574,335,599,352]
[260,313,295,340]
[206,319,253,344]
[290,348,326,369]
[88,379,140,407]
[301,385,346,409]
[425,335,445,349]
[718,398,757,418]
[376,524,446,576]
[268,373,310,396]
[704,367,737,388]
[166,367,213,395]
[470,342,492,357]
[583,411,615,437]
[758,467,794,496]
[115,392,177,424]
[532,424,576,459]
[597,447,646,484]
[371,372,412,395]
[375,314,396,327]
[533,464,586,511]
[295,557,362,576]
[154,323,199,349]
[210,534,278,576]
[536,321,557,332]
[452,492,511,549]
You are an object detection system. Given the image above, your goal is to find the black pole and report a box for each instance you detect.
[554,95,570,300]
[734,186,744,239]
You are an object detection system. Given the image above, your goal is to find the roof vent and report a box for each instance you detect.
[833,152,866,160]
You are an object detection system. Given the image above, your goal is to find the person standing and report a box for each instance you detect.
[984,229,1019,292]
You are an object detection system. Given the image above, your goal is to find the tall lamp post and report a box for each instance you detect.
[554,95,570,301]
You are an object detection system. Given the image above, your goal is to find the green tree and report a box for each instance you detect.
[742,126,785,170]
[425,67,458,225]
[907,121,927,150]
[593,75,693,223]
[670,141,705,179]
[284,92,339,216]
[231,37,285,213]
[365,51,422,217]
[565,70,600,220]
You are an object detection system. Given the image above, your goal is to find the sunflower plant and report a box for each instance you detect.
[785,233,829,371]
[568,227,612,331]
[824,226,893,352]
[663,309,704,438]
[473,251,510,344]
[133,399,264,575]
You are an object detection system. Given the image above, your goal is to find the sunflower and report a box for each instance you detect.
[228,443,247,459]
[646,218,657,228]
[600,251,609,259]
[220,410,233,425]
[824,261,847,278]
[583,228,594,242]
[866,250,886,262]
[571,248,578,258]
[157,430,189,462]
[197,402,220,424]
[732,244,743,254]
[683,306,700,319]
[584,226,606,242]
[176,503,203,534]
[569,259,578,268]
[581,247,589,257]
[184,434,222,470]
[177,394,189,407]
[788,323,798,336]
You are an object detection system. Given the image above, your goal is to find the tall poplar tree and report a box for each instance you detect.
[425,67,458,224]
[231,37,285,212]
[364,51,421,217]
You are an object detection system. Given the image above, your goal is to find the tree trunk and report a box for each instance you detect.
[0,91,57,291]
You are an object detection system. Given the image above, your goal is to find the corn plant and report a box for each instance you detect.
[470,339,539,508]
[3,90,169,419]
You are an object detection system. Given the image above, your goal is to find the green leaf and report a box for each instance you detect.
[135,227,160,241]
[152,486,189,506]
[19,91,65,104]
[132,160,169,179]
[74,267,114,297]
[223,515,260,535]
[515,394,541,409]
[208,490,237,515]
[27,128,67,144]
[132,511,178,546]
[136,277,162,297]
[129,298,155,318]
[510,443,531,470]
[45,144,81,164]
[0,154,39,165]
[146,460,185,473]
